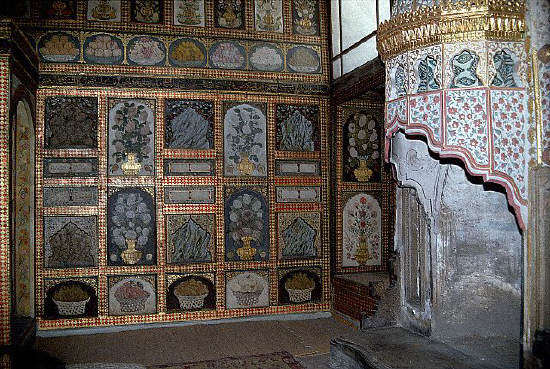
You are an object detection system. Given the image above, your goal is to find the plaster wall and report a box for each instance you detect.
[390,132,522,368]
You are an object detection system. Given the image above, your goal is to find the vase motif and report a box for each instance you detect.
[354,159,373,182]
[354,234,370,265]
[237,153,255,176]
[121,238,142,264]
[237,235,257,260]
[121,153,142,176]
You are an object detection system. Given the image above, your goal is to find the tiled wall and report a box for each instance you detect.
[334,100,394,274]
[25,0,332,330]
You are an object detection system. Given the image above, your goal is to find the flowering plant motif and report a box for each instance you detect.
[114,281,150,300]
[210,42,245,69]
[343,194,381,266]
[228,192,264,245]
[409,92,442,143]
[255,0,282,32]
[216,0,243,28]
[128,37,165,66]
[344,113,380,179]
[293,0,318,35]
[110,191,153,262]
[491,90,527,198]
[224,104,266,176]
[110,101,153,174]
[446,90,488,166]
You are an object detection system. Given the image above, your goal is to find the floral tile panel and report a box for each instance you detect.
[164,186,215,204]
[342,110,381,182]
[127,36,166,67]
[44,216,98,268]
[107,187,156,266]
[226,270,269,309]
[275,159,320,177]
[44,96,98,149]
[215,0,245,29]
[166,214,215,264]
[38,32,80,63]
[108,98,155,176]
[292,0,319,36]
[278,267,322,305]
[225,187,269,262]
[108,275,157,315]
[43,278,98,319]
[40,0,76,19]
[173,0,205,27]
[209,41,247,70]
[255,0,283,33]
[249,43,284,72]
[342,192,382,267]
[223,102,267,177]
[87,0,121,22]
[131,0,162,24]
[83,34,124,65]
[168,38,208,68]
[286,46,321,74]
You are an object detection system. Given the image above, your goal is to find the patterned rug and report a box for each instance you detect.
[148,351,306,369]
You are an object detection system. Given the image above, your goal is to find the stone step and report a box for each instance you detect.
[329,326,501,369]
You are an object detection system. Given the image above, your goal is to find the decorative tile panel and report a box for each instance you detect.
[108,275,157,315]
[286,46,321,74]
[209,41,247,70]
[386,54,408,100]
[275,160,320,177]
[445,89,489,167]
[226,270,269,309]
[278,267,322,305]
[107,187,156,266]
[166,273,215,312]
[164,186,216,204]
[165,99,213,149]
[40,0,76,19]
[173,0,205,26]
[168,38,207,68]
[276,104,319,152]
[87,0,121,22]
[385,98,407,128]
[38,32,80,63]
[407,45,442,94]
[409,91,442,144]
[276,186,321,203]
[541,62,550,165]
[43,157,98,178]
[108,98,155,176]
[43,216,98,268]
[342,110,381,182]
[43,278,98,319]
[443,41,487,88]
[166,214,215,264]
[278,212,320,260]
[255,0,283,33]
[223,102,267,177]
[43,187,98,207]
[164,159,215,176]
[249,43,284,72]
[83,34,124,65]
[488,41,527,88]
[44,96,98,149]
[215,0,245,29]
[292,0,319,36]
[127,36,166,67]
[225,187,269,261]
[342,193,382,267]
[131,0,162,24]
[490,89,528,199]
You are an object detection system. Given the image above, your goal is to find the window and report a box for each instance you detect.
[331,0,391,79]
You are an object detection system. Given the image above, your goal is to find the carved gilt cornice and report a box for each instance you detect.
[377,0,526,61]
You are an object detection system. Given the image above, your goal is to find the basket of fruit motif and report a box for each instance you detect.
[285,273,315,303]
[231,273,264,306]
[114,280,150,313]
[174,279,209,310]
[52,285,90,316]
